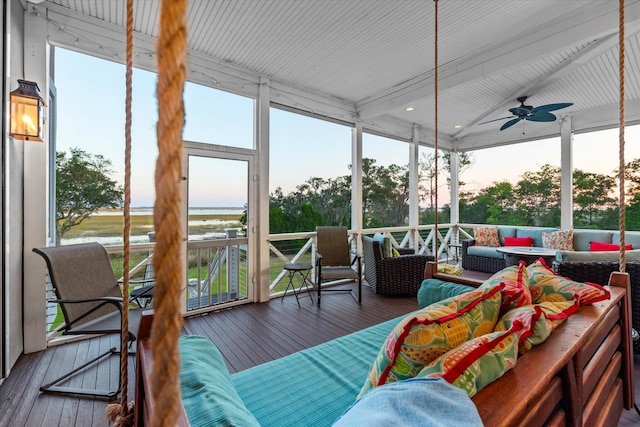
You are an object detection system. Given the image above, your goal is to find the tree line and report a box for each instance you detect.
[269,154,640,233]
[55,148,640,241]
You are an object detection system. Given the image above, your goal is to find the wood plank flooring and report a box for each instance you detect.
[0,281,639,426]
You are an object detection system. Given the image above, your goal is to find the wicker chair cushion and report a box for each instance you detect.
[467,245,504,259]
[373,233,392,258]
[555,249,640,262]
[416,327,523,398]
[358,285,503,398]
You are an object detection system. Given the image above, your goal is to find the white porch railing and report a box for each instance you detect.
[46,223,464,335]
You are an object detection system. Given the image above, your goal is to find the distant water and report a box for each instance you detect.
[96,207,245,216]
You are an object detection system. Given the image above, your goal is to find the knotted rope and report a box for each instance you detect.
[618,0,626,272]
[433,0,439,256]
[150,0,188,425]
[106,0,134,424]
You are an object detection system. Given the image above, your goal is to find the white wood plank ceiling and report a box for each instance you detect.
[36,0,640,151]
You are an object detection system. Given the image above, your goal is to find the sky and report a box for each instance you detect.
[54,48,640,208]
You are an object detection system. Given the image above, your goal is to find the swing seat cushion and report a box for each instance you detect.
[179,335,260,427]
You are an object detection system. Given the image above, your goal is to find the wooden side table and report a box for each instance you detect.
[281,263,315,306]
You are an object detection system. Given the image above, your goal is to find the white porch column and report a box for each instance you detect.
[560,116,573,230]
[256,77,270,302]
[409,125,420,250]
[351,122,363,252]
[449,150,460,242]
[22,5,49,353]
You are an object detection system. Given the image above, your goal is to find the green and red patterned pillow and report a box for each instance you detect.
[527,258,610,306]
[415,324,524,398]
[494,300,579,353]
[480,262,532,315]
[358,285,503,398]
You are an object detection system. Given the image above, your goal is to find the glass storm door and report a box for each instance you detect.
[183,145,255,314]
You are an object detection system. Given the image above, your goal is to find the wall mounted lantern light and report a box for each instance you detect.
[10,79,46,142]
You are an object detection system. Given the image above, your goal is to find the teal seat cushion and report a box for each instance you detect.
[556,249,640,262]
[467,245,504,259]
[179,335,260,427]
[417,278,476,308]
[232,317,403,426]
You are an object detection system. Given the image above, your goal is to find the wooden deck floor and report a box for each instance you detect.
[1,282,639,426]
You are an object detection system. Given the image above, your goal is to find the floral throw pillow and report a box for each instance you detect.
[542,229,574,250]
[473,226,500,247]
[358,285,503,398]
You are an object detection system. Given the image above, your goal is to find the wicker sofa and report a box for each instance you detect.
[462,226,640,274]
[362,235,434,295]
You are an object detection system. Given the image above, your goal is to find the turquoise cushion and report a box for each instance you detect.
[232,317,404,426]
[417,279,476,308]
[467,245,504,259]
[573,230,613,251]
[516,227,556,247]
[497,226,517,245]
[179,335,260,427]
[612,231,640,249]
[556,249,640,262]
[373,233,392,257]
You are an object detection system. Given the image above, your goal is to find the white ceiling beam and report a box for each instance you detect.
[356,0,640,120]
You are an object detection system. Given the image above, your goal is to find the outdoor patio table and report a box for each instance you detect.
[495,246,556,267]
[281,263,315,306]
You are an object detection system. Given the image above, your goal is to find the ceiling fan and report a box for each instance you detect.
[482,96,573,131]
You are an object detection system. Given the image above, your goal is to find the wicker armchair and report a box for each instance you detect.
[362,235,434,295]
[553,260,640,353]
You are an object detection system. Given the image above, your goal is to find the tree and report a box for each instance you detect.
[56,148,124,241]
[572,169,616,228]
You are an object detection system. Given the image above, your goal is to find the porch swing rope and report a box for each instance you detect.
[149,0,188,426]
[619,0,626,272]
[106,0,134,424]
[433,0,439,256]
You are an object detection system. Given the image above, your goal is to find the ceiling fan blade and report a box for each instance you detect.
[530,102,573,113]
[500,117,522,130]
[478,116,516,125]
[526,112,556,122]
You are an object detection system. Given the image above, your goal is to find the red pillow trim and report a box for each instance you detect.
[589,241,633,251]
[535,257,556,274]
[503,236,533,247]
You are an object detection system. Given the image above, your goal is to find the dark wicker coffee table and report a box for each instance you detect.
[496,246,557,267]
